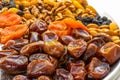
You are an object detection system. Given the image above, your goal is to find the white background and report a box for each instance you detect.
[87,0,120,26]
[87,0,120,80]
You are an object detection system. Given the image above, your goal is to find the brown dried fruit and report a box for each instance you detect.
[54,68,74,80]
[37,75,52,80]
[99,42,120,64]
[68,39,87,58]
[43,40,65,58]
[88,57,110,79]
[27,59,56,77]
[0,55,28,74]
[68,61,87,80]
[13,75,29,80]
[42,30,58,42]
[20,41,44,56]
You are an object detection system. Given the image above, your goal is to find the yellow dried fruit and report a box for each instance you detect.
[109,22,119,31]
[114,30,120,35]
[23,13,34,19]
[112,36,120,41]
[99,25,109,29]
[72,0,85,10]
[87,23,99,28]
[64,9,75,19]
[44,0,56,5]
[86,5,96,14]
[21,1,31,7]
[8,8,19,13]
[89,30,98,36]
[88,28,97,31]
[114,40,120,45]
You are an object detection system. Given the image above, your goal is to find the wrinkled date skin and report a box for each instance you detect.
[29,53,58,68]
[27,59,57,77]
[61,36,75,45]
[88,37,105,48]
[0,55,28,74]
[72,28,91,41]
[42,30,58,42]
[68,61,87,80]
[0,49,19,58]
[29,53,42,62]
[94,33,112,43]
[99,42,120,64]
[2,39,28,51]
[30,20,47,34]
[30,32,39,43]
[20,41,44,56]
[43,40,65,58]
[88,57,110,79]
[83,43,98,61]
[13,75,29,80]
[54,68,74,80]
[37,75,52,80]
[68,39,87,58]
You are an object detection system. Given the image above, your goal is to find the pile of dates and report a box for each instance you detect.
[0,20,120,80]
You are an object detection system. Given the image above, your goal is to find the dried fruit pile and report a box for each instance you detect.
[0,0,120,80]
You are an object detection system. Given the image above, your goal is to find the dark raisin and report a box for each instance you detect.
[102,20,111,25]
[17,11,24,16]
[82,16,93,22]
[9,0,16,8]
[0,5,3,10]
[2,1,9,6]
[19,4,24,11]
[75,16,82,21]
[95,14,101,20]
[8,4,16,8]
[102,16,108,21]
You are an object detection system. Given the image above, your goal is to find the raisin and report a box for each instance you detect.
[17,11,24,16]
[19,4,24,11]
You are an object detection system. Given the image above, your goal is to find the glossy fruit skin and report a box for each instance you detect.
[83,43,98,61]
[72,28,90,41]
[99,42,120,64]
[20,41,44,56]
[88,57,110,79]
[27,59,57,77]
[30,32,39,43]
[37,75,52,80]
[42,30,58,42]
[54,68,74,80]
[43,40,65,58]
[30,20,47,34]
[61,36,75,45]
[2,39,28,51]
[0,49,19,58]
[12,75,29,80]
[0,55,28,74]
[68,39,87,58]
[68,61,87,80]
